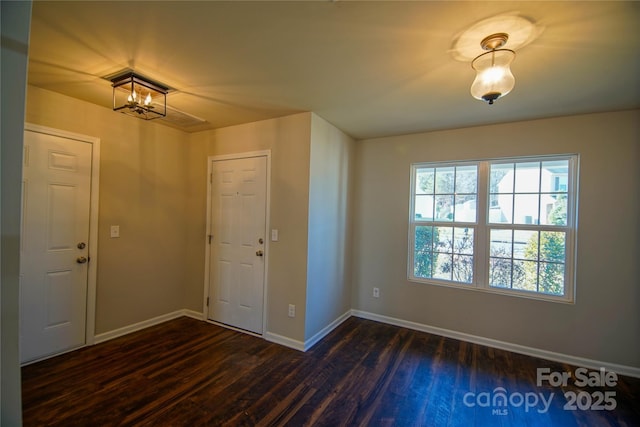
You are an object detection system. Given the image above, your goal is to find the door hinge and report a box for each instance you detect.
[208,234,213,244]
[206,297,210,307]
[210,172,213,183]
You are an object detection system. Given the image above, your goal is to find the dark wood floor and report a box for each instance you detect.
[22,316,640,426]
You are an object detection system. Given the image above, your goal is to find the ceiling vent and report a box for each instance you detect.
[156,103,208,130]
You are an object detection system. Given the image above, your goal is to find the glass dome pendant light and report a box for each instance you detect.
[470,33,516,105]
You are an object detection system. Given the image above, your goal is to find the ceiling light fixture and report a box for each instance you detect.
[110,71,168,120]
[470,33,515,105]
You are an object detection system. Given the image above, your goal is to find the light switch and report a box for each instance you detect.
[271,229,279,241]
[110,225,120,238]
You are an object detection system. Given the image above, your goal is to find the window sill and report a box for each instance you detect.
[408,276,575,304]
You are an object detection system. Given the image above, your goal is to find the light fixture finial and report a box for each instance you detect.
[480,33,509,51]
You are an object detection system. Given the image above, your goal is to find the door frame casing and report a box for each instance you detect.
[203,150,271,335]
[23,123,100,349]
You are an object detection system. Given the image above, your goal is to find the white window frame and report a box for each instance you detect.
[408,154,578,303]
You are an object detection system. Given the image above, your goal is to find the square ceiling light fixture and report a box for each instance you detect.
[110,70,169,120]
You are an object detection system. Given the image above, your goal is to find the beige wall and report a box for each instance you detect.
[353,110,640,368]
[189,113,313,342]
[183,132,209,313]
[26,86,191,334]
[305,113,355,340]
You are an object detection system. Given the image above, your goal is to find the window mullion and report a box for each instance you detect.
[475,161,489,288]
[407,165,417,281]
[567,156,578,229]
[564,155,578,299]
[408,222,416,280]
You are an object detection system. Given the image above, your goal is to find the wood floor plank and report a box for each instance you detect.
[22,316,640,426]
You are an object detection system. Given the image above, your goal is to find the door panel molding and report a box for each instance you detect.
[23,123,100,354]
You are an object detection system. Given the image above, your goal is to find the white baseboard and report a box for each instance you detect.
[263,331,305,351]
[94,309,202,344]
[264,310,352,352]
[183,309,205,321]
[303,310,352,351]
[351,310,640,379]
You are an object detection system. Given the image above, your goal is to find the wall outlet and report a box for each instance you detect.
[373,287,380,298]
[110,225,120,238]
[288,304,295,318]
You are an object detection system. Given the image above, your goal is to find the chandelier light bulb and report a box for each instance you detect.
[482,64,506,84]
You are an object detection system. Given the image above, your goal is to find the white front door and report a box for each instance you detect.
[207,155,267,334]
[20,130,93,363]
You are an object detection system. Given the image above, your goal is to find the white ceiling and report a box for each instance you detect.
[27,1,640,139]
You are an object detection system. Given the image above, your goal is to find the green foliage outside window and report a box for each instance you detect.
[414,226,438,278]
[521,195,568,295]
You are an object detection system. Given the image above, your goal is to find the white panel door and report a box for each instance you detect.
[208,156,267,334]
[20,130,92,363]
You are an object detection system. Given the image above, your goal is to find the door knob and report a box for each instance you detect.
[256,250,264,257]
[77,242,86,249]
[76,256,88,264]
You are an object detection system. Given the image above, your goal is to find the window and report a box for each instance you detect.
[409,155,578,302]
